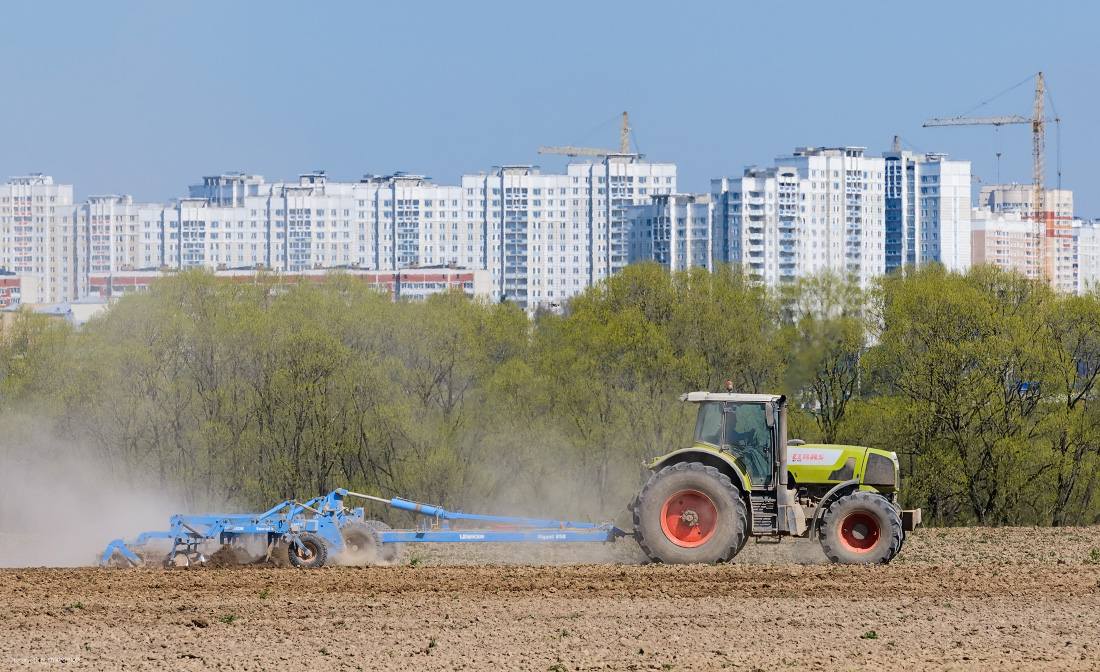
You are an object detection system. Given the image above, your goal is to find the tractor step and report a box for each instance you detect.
[750,494,778,534]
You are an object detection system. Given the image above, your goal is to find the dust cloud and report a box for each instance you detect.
[0,412,185,568]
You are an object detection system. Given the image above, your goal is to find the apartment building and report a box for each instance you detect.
[976,184,1075,292]
[709,167,801,285]
[979,184,1074,220]
[458,156,675,309]
[970,209,1038,279]
[625,194,712,272]
[187,159,675,311]
[704,148,886,289]
[882,151,971,273]
[1075,220,1100,294]
[775,147,886,288]
[185,172,452,273]
[0,175,74,304]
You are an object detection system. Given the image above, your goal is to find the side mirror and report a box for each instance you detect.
[765,402,775,428]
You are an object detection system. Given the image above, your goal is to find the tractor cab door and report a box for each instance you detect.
[722,402,775,489]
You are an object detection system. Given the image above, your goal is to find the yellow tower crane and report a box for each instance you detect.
[538,111,633,157]
[923,73,1058,281]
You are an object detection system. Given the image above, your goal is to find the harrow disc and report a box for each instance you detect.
[337,522,381,566]
[363,520,404,565]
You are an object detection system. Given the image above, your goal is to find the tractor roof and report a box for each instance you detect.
[679,391,786,404]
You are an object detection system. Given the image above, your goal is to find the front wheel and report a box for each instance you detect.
[633,462,748,564]
[819,491,903,564]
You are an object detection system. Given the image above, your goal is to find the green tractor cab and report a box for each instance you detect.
[630,391,921,564]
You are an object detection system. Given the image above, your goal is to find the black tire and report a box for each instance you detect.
[288,532,328,568]
[633,462,748,564]
[819,491,903,564]
[337,522,381,566]
[363,520,403,565]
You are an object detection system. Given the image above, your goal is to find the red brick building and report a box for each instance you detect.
[0,275,21,309]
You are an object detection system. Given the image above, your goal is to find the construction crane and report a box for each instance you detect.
[538,111,633,157]
[923,73,1057,281]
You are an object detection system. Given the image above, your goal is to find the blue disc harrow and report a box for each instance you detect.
[99,488,626,568]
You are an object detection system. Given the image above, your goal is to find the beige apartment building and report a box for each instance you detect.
[974,184,1075,291]
[971,209,1041,279]
[0,174,74,305]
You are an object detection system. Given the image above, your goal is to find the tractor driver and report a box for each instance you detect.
[725,406,769,485]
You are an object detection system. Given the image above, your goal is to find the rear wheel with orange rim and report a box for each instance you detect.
[634,462,748,564]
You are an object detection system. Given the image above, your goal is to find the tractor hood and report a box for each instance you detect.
[788,444,900,492]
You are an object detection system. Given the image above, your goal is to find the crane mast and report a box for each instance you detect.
[618,110,631,154]
[1032,73,1046,277]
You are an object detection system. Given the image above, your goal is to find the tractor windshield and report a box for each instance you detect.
[694,402,723,447]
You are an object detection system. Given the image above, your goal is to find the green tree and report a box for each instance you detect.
[865,264,1057,525]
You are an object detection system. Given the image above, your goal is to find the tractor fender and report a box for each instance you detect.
[807,478,859,539]
[649,449,753,495]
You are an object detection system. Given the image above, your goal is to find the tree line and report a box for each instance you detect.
[1,262,1098,527]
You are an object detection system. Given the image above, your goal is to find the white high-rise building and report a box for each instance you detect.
[461,155,675,309]
[1074,219,1100,294]
[185,171,461,273]
[626,194,712,272]
[707,147,886,289]
[772,147,886,288]
[882,151,971,273]
[710,167,803,285]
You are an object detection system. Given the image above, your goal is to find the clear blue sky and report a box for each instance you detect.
[2,1,1097,216]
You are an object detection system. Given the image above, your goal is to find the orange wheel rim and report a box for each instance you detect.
[660,490,718,548]
[295,543,316,560]
[838,512,880,553]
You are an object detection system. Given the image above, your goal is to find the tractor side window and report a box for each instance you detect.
[724,404,773,487]
[694,402,722,447]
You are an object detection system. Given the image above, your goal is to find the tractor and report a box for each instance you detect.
[631,391,921,564]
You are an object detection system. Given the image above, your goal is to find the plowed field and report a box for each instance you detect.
[3,526,1100,670]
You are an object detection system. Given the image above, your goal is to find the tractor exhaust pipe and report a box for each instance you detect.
[777,400,788,491]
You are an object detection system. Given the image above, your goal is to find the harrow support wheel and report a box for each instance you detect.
[633,462,748,564]
[819,490,903,564]
[337,522,381,566]
[288,532,328,568]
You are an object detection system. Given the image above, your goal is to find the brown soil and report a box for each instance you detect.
[2,527,1100,670]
